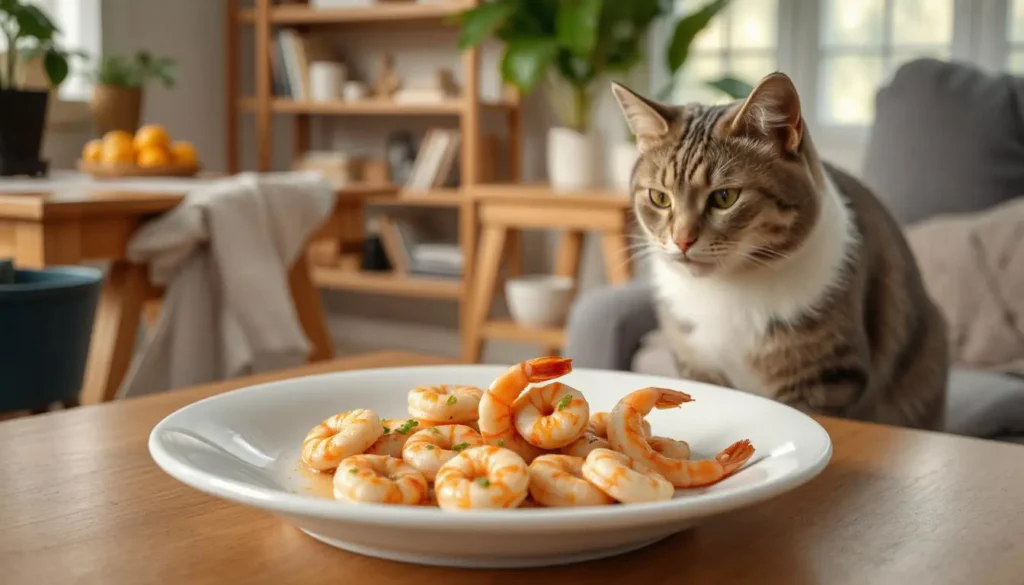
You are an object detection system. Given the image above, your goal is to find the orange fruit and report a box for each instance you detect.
[82,139,103,163]
[101,136,135,165]
[170,141,198,166]
[134,124,171,151]
[136,146,171,168]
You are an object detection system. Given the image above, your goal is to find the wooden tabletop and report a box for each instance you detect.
[2,351,1023,585]
[0,174,397,220]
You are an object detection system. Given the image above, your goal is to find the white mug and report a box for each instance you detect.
[309,61,346,102]
[343,81,368,101]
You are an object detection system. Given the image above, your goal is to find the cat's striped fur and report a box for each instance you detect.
[613,73,948,430]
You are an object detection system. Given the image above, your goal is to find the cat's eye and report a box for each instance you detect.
[708,188,741,210]
[648,189,672,209]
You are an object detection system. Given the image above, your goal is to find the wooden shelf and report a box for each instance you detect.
[479,320,566,348]
[367,188,463,207]
[238,1,470,25]
[312,267,463,300]
[238,97,509,116]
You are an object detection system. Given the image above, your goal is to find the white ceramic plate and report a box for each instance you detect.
[149,365,831,568]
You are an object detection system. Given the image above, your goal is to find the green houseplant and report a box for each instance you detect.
[457,0,665,190]
[0,0,76,176]
[87,51,176,136]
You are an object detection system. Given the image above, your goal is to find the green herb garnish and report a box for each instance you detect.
[497,440,505,448]
[425,445,435,451]
[556,395,573,411]
[382,425,391,435]
[348,468,358,474]
[430,427,442,435]
[475,477,491,488]
[452,442,470,452]
[396,419,419,435]
[446,395,457,406]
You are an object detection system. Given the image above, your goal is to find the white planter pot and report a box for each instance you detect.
[610,141,638,194]
[547,127,599,191]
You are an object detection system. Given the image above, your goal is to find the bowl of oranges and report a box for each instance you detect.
[78,124,200,178]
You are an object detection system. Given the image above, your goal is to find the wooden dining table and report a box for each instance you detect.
[0,174,394,405]
[3,350,1024,584]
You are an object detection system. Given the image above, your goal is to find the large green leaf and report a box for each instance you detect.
[456,0,518,50]
[666,0,729,73]
[14,4,57,40]
[706,75,754,99]
[43,46,68,87]
[556,0,602,57]
[500,37,558,94]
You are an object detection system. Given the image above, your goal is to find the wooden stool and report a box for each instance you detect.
[463,185,633,363]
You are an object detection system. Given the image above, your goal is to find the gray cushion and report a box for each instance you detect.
[945,368,1024,437]
[862,58,1024,225]
[564,282,658,371]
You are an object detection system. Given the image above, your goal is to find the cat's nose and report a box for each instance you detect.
[675,236,697,253]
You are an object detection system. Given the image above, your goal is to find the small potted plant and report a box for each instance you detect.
[87,51,176,136]
[0,1,77,177]
[457,0,663,191]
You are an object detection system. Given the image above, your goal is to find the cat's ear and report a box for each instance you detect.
[726,72,803,154]
[610,82,676,154]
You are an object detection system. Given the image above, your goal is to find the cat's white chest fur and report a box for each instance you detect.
[650,176,857,393]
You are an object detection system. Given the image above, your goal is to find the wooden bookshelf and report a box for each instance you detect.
[227,0,522,363]
[237,1,471,25]
[237,97,512,115]
[310,267,463,300]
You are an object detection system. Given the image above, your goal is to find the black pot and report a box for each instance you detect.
[0,89,49,177]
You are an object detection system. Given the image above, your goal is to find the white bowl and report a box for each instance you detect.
[149,365,831,569]
[505,275,574,327]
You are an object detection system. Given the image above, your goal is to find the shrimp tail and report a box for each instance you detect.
[715,439,755,475]
[647,387,694,409]
[522,357,573,383]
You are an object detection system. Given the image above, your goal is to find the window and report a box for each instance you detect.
[1010,0,1024,73]
[818,0,954,124]
[0,0,101,100]
[673,0,779,105]
[662,0,1019,130]
[43,0,102,100]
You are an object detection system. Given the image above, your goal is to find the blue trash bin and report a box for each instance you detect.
[0,265,104,410]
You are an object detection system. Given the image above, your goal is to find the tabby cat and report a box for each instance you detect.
[612,72,948,430]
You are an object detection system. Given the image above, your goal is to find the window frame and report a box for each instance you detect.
[650,0,1018,171]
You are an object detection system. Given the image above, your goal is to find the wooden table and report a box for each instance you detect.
[464,184,634,362]
[0,179,393,405]
[3,350,1022,585]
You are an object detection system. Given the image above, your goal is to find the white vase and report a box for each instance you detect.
[610,141,639,194]
[547,127,599,191]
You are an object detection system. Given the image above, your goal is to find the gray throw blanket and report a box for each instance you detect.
[906,197,1024,376]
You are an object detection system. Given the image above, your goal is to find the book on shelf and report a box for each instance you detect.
[376,213,462,278]
[404,129,461,192]
[272,29,334,99]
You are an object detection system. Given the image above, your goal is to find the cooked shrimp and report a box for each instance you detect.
[333,455,428,505]
[589,412,651,437]
[649,436,691,460]
[479,356,573,462]
[364,418,434,457]
[402,424,483,481]
[408,384,483,423]
[528,454,614,507]
[434,445,529,510]
[581,448,674,503]
[513,383,589,449]
[301,409,382,471]
[561,411,651,457]
[607,387,754,487]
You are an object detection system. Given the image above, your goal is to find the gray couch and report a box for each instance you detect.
[565,59,1024,442]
